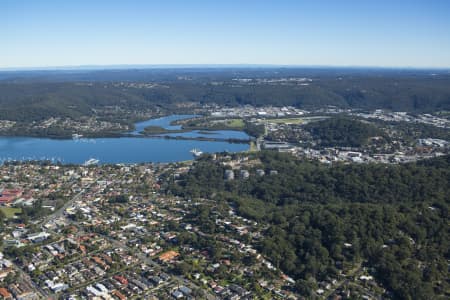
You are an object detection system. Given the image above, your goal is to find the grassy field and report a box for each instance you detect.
[185,118,245,130]
[210,118,245,128]
[0,207,22,218]
[267,118,305,124]
[249,141,257,152]
[225,118,245,128]
[266,116,330,124]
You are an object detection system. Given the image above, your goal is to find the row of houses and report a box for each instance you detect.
[0,189,23,205]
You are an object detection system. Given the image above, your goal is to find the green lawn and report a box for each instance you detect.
[0,207,22,218]
[267,118,304,124]
[187,118,245,130]
[225,119,245,128]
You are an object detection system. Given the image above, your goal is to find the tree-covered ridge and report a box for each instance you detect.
[384,121,450,141]
[0,82,161,122]
[304,118,387,147]
[174,153,449,206]
[1,68,450,122]
[170,153,449,299]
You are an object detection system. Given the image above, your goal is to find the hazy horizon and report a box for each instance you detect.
[2,0,450,69]
[2,64,450,72]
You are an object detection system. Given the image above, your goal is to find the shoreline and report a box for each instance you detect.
[0,132,252,144]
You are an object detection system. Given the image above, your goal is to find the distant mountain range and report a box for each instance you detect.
[0,67,449,122]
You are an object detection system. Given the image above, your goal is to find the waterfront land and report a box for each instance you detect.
[1,68,450,138]
[0,68,449,300]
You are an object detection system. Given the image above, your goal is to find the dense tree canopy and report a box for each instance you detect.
[304,118,387,147]
[1,68,450,122]
[170,152,450,299]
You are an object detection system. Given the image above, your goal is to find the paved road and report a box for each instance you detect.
[11,262,48,298]
[7,183,94,300]
[29,179,218,299]
[44,208,217,300]
[39,182,94,228]
[96,232,217,300]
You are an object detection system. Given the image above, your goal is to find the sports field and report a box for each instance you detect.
[0,207,22,218]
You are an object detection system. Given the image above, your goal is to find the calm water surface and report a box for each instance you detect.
[0,115,250,164]
[133,114,250,140]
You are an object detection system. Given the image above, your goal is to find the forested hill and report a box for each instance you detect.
[1,68,450,121]
[169,153,450,299]
[304,117,387,147]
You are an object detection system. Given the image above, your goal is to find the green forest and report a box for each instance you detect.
[169,152,450,299]
[304,118,387,147]
[1,68,450,122]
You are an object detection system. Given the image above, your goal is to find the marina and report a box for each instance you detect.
[0,115,249,164]
[190,148,203,157]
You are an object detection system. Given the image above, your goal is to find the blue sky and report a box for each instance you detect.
[1,0,450,69]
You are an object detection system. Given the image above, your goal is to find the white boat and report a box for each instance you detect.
[72,133,83,139]
[190,148,203,157]
[83,158,100,166]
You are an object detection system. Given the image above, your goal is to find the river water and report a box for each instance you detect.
[0,115,250,164]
